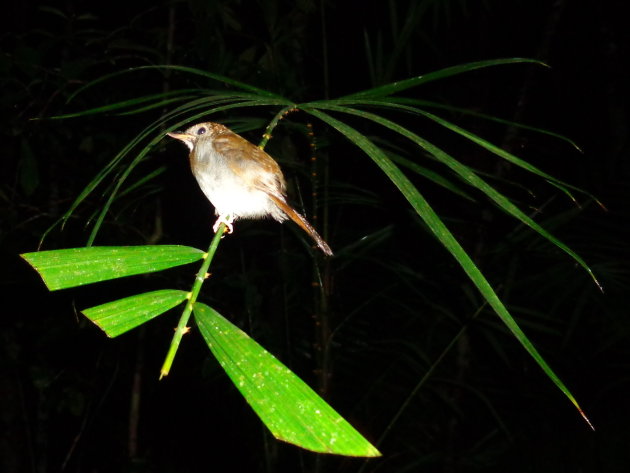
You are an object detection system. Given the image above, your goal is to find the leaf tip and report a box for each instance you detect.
[578,407,595,431]
[20,252,55,291]
[590,273,604,294]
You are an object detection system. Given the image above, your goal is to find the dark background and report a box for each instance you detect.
[2,1,629,472]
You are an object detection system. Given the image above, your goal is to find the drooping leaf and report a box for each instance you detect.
[194,302,381,457]
[353,100,601,206]
[21,245,205,291]
[301,108,593,427]
[83,289,189,337]
[48,89,203,119]
[309,103,601,290]
[388,97,584,151]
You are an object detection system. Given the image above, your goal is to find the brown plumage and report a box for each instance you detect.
[167,122,333,256]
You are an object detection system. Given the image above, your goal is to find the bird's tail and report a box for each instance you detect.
[268,194,333,256]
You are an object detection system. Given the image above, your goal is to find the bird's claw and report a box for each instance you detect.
[213,214,234,234]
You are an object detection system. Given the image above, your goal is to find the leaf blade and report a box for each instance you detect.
[309,104,600,289]
[342,58,544,98]
[301,108,591,424]
[194,302,381,457]
[21,245,205,291]
[83,289,189,337]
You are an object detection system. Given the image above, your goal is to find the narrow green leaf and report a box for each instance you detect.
[116,96,202,116]
[357,100,601,206]
[83,289,189,337]
[21,245,205,291]
[65,65,284,104]
[309,104,601,290]
[386,151,475,201]
[117,166,166,199]
[388,97,584,152]
[302,108,592,427]
[194,302,381,457]
[47,89,203,119]
[342,58,544,98]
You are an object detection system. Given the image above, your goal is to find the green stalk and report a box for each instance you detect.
[160,115,282,379]
[259,105,297,148]
[159,222,227,378]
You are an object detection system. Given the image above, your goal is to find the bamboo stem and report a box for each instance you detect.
[159,222,226,378]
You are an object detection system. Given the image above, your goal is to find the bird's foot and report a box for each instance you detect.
[213,214,234,234]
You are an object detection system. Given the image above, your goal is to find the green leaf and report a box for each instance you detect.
[65,65,285,104]
[40,96,291,246]
[388,97,584,152]
[386,150,475,202]
[355,100,600,205]
[194,302,381,457]
[309,103,601,290]
[301,108,593,427]
[342,58,544,98]
[83,289,189,337]
[47,89,203,119]
[21,245,205,291]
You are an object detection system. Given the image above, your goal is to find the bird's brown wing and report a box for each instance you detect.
[212,129,333,256]
[211,130,286,196]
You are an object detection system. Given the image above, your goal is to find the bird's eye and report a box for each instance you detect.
[196,127,207,135]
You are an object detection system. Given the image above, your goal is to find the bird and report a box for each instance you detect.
[167,121,333,256]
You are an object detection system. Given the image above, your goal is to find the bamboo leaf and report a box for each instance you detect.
[388,97,584,151]
[21,245,204,291]
[342,58,544,98]
[386,151,475,201]
[301,108,593,427]
[355,100,601,206]
[83,289,189,337]
[194,302,381,457]
[65,65,284,104]
[47,89,203,119]
[310,104,601,290]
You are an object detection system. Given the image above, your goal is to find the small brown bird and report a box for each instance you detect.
[167,122,333,256]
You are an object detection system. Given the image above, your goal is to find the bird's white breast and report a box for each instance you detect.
[191,145,284,220]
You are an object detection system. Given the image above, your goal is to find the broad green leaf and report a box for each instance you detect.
[301,108,593,427]
[21,245,204,291]
[194,302,381,457]
[83,289,189,337]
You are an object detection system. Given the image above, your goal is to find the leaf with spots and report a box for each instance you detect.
[193,302,381,457]
[21,246,205,291]
[83,289,189,337]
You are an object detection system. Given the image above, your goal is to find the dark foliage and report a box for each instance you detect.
[1,0,629,472]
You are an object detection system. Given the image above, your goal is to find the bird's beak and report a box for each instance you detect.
[167,131,195,151]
